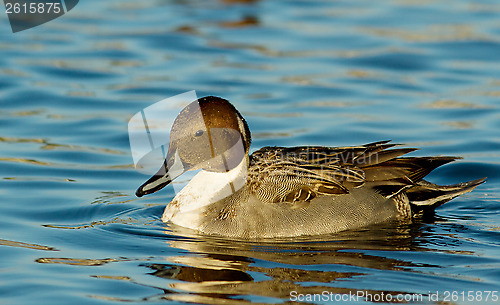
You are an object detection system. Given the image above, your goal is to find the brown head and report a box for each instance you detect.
[136,96,251,197]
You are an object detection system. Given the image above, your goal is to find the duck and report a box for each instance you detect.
[135,96,485,238]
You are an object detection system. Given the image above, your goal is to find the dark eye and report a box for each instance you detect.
[194,129,204,137]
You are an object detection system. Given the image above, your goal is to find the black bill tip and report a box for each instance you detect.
[135,174,172,197]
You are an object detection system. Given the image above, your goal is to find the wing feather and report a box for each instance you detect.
[248,141,459,204]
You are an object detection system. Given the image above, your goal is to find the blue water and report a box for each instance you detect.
[1,0,500,304]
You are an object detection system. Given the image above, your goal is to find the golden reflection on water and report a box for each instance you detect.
[0,157,50,166]
[0,68,29,78]
[66,91,97,97]
[0,239,58,251]
[219,16,259,28]
[442,121,476,130]
[0,136,126,155]
[420,99,491,109]
[360,24,491,43]
[145,223,431,304]
[251,131,297,139]
[36,257,118,266]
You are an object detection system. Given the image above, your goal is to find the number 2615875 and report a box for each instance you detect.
[5,2,62,14]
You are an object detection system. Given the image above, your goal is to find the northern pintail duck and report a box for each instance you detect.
[136,96,485,238]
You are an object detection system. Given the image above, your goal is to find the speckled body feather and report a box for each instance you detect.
[163,141,484,238]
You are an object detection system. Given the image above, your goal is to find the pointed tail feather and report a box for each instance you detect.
[407,178,486,213]
[363,156,459,184]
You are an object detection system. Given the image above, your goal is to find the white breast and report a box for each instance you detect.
[162,156,248,228]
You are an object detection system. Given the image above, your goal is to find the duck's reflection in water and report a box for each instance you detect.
[144,220,437,304]
[35,217,445,303]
